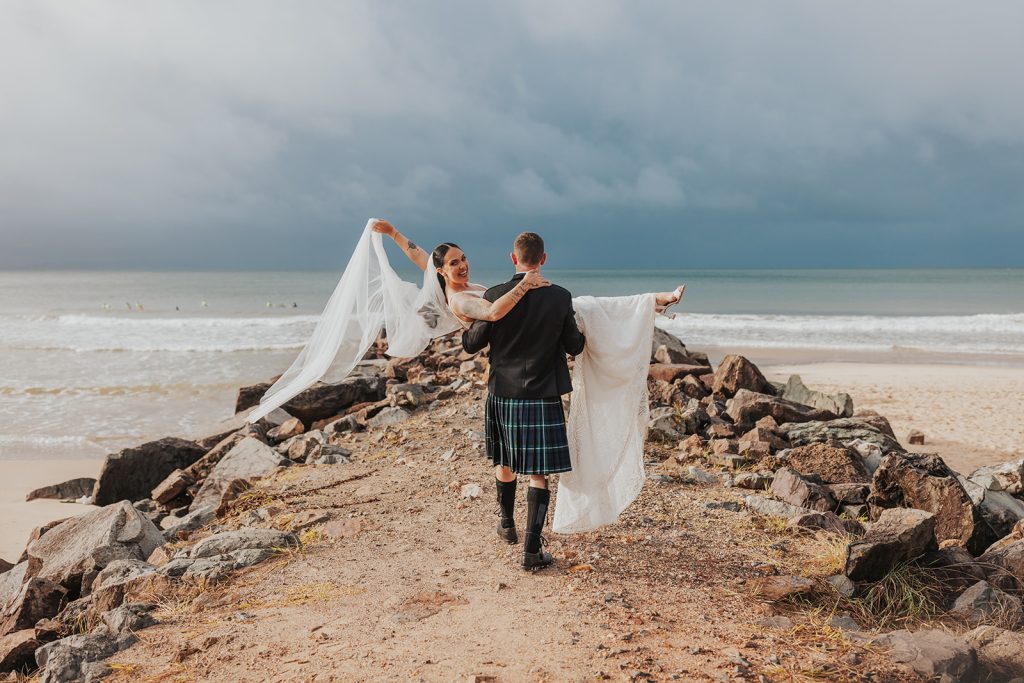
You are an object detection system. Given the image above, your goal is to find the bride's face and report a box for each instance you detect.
[438,247,470,286]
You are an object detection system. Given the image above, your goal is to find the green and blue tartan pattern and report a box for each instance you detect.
[485,394,572,475]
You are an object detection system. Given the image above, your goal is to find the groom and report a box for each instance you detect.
[462,232,586,570]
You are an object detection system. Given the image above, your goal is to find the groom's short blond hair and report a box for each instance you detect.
[514,232,544,266]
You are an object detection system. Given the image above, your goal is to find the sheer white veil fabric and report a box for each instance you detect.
[247,219,460,423]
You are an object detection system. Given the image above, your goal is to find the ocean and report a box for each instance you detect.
[1,268,1022,461]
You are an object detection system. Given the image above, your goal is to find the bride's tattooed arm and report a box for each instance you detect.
[372,220,428,271]
[450,271,550,322]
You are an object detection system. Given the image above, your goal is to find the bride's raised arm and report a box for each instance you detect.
[371,220,428,271]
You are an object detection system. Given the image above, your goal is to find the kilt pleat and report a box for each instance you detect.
[485,394,572,475]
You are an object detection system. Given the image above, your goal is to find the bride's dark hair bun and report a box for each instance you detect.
[432,242,461,292]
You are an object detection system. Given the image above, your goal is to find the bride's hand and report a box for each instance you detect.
[522,271,551,290]
[371,220,396,237]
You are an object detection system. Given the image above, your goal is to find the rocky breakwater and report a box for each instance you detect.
[0,334,484,680]
[649,349,1024,682]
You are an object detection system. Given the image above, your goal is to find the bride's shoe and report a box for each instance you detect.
[654,284,686,318]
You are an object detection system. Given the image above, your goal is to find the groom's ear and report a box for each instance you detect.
[539,253,547,266]
[510,251,519,266]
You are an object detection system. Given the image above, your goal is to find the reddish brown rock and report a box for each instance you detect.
[235,376,385,424]
[770,467,836,513]
[0,629,40,673]
[748,575,814,601]
[675,435,706,461]
[869,452,997,556]
[0,577,66,635]
[267,417,305,443]
[93,438,206,506]
[680,374,709,399]
[712,355,771,398]
[151,469,194,506]
[845,508,937,582]
[648,364,712,383]
[727,390,837,427]
[785,443,871,484]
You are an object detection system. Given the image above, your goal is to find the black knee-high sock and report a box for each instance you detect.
[496,478,516,528]
[524,486,550,554]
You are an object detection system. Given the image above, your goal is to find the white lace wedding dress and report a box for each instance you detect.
[249,220,656,533]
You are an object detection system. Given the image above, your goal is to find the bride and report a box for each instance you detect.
[249,218,684,534]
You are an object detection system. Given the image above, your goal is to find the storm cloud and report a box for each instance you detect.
[1,1,1022,269]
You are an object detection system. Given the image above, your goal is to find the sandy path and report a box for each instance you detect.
[761,362,1024,475]
[106,396,911,682]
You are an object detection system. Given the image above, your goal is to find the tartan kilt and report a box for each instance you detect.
[485,394,572,475]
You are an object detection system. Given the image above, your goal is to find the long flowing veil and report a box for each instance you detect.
[247,219,461,423]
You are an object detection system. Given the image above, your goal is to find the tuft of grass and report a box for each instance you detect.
[846,560,947,630]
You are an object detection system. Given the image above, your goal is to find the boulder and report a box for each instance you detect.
[949,580,1024,626]
[712,355,771,398]
[743,494,805,520]
[88,560,162,613]
[780,375,854,418]
[100,602,156,634]
[192,406,286,450]
[366,406,412,428]
[852,409,897,438]
[976,488,1024,539]
[780,418,904,454]
[161,505,215,540]
[25,478,96,502]
[737,426,787,454]
[872,629,978,683]
[733,472,773,491]
[35,631,137,683]
[965,625,1024,680]
[190,438,289,512]
[651,327,689,364]
[235,376,386,424]
[770,468,836,512]
[825,483,870,505]
[92,438,206,506]
[187,529,299,559]
[648,407,684,441]
[969,459,1024,495]
[747,575,814,601]
[919,547,989,590]
[647,364,711,383]
[0,563,28,610]
[151,469,193,506]
[784,443,871,484]
[844,507,937,582]
[787,511,865,536]
[266,417,304,443]
[284,430,327,461]
[25,501,163,598]
[0,629,40,673]
[978,538,1024,591]
[181,429,255,496]
[868,453,997,556]
[727,390,836,428]
[0,577,67,635]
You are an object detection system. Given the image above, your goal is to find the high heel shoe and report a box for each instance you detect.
[655,284,686,318]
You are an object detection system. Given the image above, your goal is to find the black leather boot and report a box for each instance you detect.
[522,485,553,570]
[496,478,518,544]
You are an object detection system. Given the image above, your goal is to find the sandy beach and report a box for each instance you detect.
[3,357,1023,564]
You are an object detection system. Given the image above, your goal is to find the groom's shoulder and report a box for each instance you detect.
[483,280,516,302]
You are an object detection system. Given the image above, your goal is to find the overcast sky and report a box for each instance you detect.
[1,1,1023,269]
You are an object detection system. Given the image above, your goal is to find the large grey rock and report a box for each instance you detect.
[873,629,978,683]
[366,407,412,428]
[979,538,1024,591]
[976,488,1024,539]
[950,580,1024,626]
[770,467,836,513]
[161,505,215,541]
[90,559,156,597]
[35,632,137,683]
[100,602,157,634]
[743,494,805,519]
[919,547,989,591]
[868,452,997,556]
[26,478,96,502]
[235,375,386,424]
[26,501,163,597]
[780,374,854,418]
[712,355,771,398]
[727,390,836,428]
[651,327,690,364]
[648,406,683,441]
[190,437,289,511]
[0,576,67,635]
[92,438,206,506]
[965,625,1024,680]
[781,418,904,454]
[0,628,40,673]
[968,459,1024,495]
[188,529,299,559]
[844,507,937,582]
[0,562,28,610]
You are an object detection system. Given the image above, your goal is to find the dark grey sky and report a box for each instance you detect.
[2,2,1023,269]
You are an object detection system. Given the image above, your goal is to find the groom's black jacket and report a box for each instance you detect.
[461,272,585,399]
